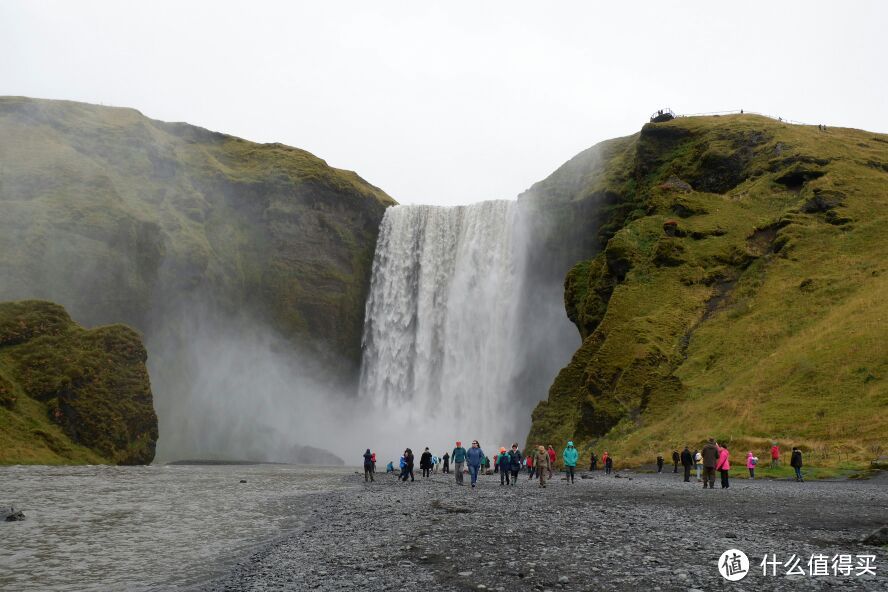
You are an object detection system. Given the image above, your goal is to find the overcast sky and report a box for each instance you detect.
[3,1,886,205]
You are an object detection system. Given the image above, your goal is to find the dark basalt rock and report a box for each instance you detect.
[861,526,888,546]
[2,507,26,521]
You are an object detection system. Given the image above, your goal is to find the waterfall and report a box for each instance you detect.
[359,200,578,448]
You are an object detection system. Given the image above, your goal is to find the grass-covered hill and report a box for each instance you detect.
[0,300,157,465]
[0,97,395,374]
[527,114,888,473]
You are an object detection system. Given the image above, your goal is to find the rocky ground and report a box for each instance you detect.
[207,469,887,591]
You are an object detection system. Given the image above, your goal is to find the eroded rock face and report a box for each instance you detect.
[0,300,157,465]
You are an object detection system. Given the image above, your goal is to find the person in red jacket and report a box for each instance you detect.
[547,445,557,479]
[770,443,780,468]
[716,444,731,489]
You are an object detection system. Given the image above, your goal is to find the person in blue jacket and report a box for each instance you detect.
[497,447,512,485]
[466,440,485,488]
[562,441,579,484]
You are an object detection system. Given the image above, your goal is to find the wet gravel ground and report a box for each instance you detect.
[208,469,887,591]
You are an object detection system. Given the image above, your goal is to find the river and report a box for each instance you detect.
[0,464,350,591]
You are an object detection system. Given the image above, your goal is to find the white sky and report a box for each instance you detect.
[2,1,886,206]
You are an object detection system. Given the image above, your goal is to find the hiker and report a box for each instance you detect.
[497,447,512,485]
[716,443,731,489]
[442,451,450,474]
[509,444,523,485]
[563,441,579,483]
[672,450,680,473]
[527,450,535,480]
[701,439,719,489]
[747,451,758,479]
[385,460,394,474]
[547,445,557,478]
[770,443,780,468]
[790,447,804,482]
[693,449,702,482]
[482,454,491,475]
[420,447,433,478]
[363,449,374,482]
[681,446,694,482]
[602,451,611,475]
[534,445,551,487]
[400,448,415,482]
[656,455,664,473]
[370,451,377,474]
[590,451,598,471]
[452,441,467,485]
[466,440,485,488]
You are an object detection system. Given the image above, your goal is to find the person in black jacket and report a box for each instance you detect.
[442,452,450,474]
[656,455,664,473]
[508,444,522,485]
[590,451,597,471]
[401,448,415,482]
[420,447,433,478]
[363,449,374,482]
[790,447,804,482]
[680,446,694,482]
[672,450,680,473]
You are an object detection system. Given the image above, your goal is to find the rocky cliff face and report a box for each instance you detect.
[528,115,888,467]
[0,300,157,464]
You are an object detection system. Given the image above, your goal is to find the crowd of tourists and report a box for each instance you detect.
[361,439,806,488]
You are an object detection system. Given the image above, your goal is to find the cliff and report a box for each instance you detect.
[528,114,888,468]
[0,300,157,464]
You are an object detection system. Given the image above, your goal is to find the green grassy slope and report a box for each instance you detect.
[528,114,888,472]
[0,97,395,373]
[0,300,157,465]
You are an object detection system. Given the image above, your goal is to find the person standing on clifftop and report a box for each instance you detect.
[716,443,731,489]
[466,440,485,488]
[681,446,694,482]
[452,442,467,485]
[771,443,780,468]
[790,447,804,482]
[420,448,432,478]
[562,441,579,484]
[701,439,719,489]
[534,446,551,488]
[442,451,450,474]
[363,449,374,482]
[672,450,680,473]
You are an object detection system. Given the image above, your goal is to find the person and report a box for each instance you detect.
[602,451,611,475]
[747,451,758,479]
[385,460,394,474]
[562,441,579,484]
[398,452,408,481]
[400,448,415,482]
[716,443,731,489]
[497,447,512,485]
[363,449,374,482]
[770,443,780,468]
[466,440,485,488]
[527,451,535,480]
[432,454,439,473]
[590,451,597,471]
[534,445,551,488]
[420,447,433,478]
[509,444,523,485]
[482,454,491,475]
[790,447,804,482]
[547,445,557,479]
[681,446,693,482]
[701,439,719,489]
[656,455,664,473]
[442,451,450,474]
[452,441,467,485]
[693,449,702,482]
[370,452,377,474]
[672,450,680,473]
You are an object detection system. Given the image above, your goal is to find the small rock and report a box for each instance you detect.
[2,507,25,522]
[558,575,569,584]
[458,571,473,577]
[239,479,247,483]
[861,526,888,546]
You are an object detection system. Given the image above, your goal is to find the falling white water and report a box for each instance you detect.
[359,200,571,449]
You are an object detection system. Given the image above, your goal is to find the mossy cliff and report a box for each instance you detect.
[0,300,157,465]
[0,97,395,375]
[528,114,888,468]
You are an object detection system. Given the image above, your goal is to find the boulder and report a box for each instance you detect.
[2,507,25,521]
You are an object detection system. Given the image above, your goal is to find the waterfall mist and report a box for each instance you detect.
[358,200,581,458]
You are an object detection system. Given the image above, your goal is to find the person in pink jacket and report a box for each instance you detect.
[716,444,731,489]
[746,451,758,479]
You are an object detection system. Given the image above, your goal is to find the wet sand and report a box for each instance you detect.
[208,469,887,591]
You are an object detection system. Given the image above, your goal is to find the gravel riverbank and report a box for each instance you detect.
[208,469,887,591]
